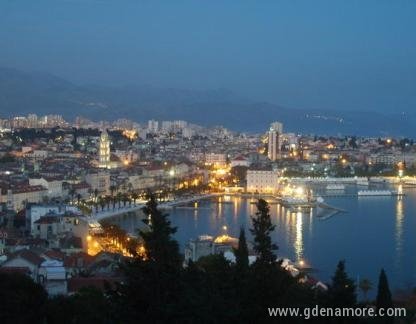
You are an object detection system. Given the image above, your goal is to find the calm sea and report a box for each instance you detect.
[114,184,416,294]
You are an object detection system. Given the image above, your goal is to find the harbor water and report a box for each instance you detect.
[114,184,416,294]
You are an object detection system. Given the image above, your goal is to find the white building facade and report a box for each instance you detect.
[246,170,280,193]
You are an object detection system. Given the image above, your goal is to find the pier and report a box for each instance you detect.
[316,193,405,198]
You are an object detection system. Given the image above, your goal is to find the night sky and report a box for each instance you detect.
[0,0,415,113]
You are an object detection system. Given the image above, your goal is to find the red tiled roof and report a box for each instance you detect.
[0,267,31,275]
[64,252,94,268]
[143,165,164,171]
[11,185,48,194]
[7,250,45,266]
[34,215,61,224]
[43,249,66,261]
[72,182,91,189]
[67,277,120,293]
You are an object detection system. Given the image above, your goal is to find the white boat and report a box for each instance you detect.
[326,184,345,190]
[357,190,393,196]
[369,177,386,184]
[356,179,369,186]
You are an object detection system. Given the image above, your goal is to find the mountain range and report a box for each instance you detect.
[0,67,414,137]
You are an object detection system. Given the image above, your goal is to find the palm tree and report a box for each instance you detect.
[131,192,139,206]
[121,182,127,193]
[112,195,116,210]
[125,193,132,207]
[110,185,116,197]
[359,278,372,302]
[105,195,111,210]
[98,196,106,211]
[116,192,123,209]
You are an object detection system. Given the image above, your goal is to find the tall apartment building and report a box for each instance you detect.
[147,120,159,133]
[268,122,283,161]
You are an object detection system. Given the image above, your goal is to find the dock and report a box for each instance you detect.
[313,193,405,198]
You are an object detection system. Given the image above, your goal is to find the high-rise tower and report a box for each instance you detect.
[267,122,283,161]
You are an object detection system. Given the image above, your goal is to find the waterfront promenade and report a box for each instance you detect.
[90,193,220,222]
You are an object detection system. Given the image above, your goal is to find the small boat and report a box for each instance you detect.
[326,184,345,190]
[356,179,369,186]
[369,177,386,184]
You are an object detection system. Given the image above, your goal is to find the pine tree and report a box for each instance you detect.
[250,199,278,265]
[234,226,249,274]
[376,269,393,312]
[118,193,182,322]
[328,260,356,307]
[139,193,181,269]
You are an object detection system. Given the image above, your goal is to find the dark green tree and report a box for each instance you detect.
[327,260,356,307]
[46,287,113,324]
[376,269,394,324]
[115,193,182,322]
[234,226,249,274]
[139,193,181,268]
[0,272,47,323]
[250,199,278,265]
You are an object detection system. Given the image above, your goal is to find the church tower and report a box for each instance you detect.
[99,130,110,168]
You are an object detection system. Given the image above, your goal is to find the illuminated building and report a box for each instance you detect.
[184,234,238,264]
[246,170,279,193]
[205,153,227,167]
[98,130,111,169]
[268,121,283,161]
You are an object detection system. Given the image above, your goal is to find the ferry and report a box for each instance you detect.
[357,190,393,196]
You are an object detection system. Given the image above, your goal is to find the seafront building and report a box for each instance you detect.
[246,169,280,193]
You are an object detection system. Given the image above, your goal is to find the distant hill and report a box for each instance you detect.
[0,67,414,136]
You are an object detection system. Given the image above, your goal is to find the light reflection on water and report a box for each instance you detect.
[115,185,416,292]
[295,212,304,262]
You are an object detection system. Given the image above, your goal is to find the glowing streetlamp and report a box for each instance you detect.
[397,161,404,179]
